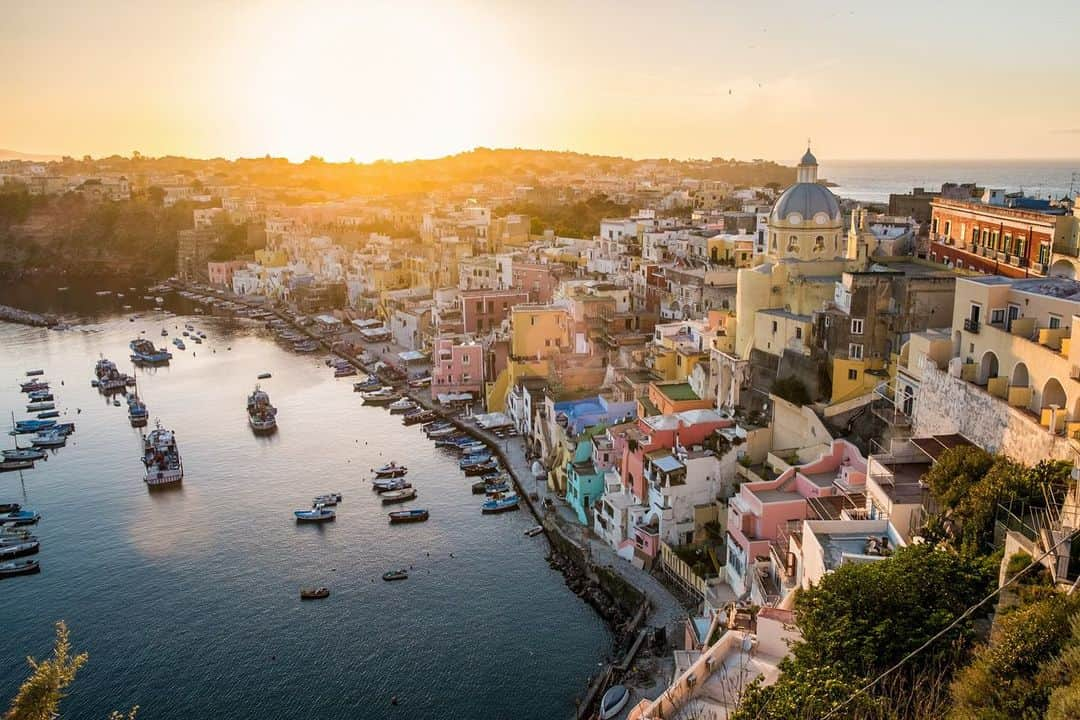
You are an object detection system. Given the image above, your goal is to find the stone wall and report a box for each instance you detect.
[913,359,1074,464]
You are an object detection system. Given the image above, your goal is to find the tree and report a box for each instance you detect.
[4,621,87,720]
[772,376,810,406]
[923,446,994,511]
[949,593,1080,720]
[733,545,993,720]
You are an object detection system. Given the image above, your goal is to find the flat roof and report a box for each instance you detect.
[655,382,700,402]
[911,434,972,461]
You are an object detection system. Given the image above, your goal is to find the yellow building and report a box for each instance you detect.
[510,304,571,359]
[254,248,288,267]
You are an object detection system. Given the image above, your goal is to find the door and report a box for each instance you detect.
[1007,304,1020,331]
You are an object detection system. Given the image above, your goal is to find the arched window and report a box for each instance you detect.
[814,235,825,252]
[787,235,799,253]
[771,233,777,250]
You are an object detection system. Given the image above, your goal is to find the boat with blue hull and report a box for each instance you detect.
[373,462,407,478]
[11,419,56,435]
[36,411,60,419]
[0,509,41,525]
[130,338,172,365]
[0,559,40,577]
[294,504,335,523]
[388,509,429,524]
[481,493,520,514]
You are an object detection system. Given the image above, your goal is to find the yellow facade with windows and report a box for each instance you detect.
[510,305,571,359]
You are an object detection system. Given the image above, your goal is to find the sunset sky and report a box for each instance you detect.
[4,0,1079,163]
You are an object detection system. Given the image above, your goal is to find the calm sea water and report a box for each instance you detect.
[819,159,1080,204]
[0,289,610,719]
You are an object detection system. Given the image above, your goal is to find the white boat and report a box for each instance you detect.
[294,503,335,523]
[30,429,67,448]
[142,422,183,486]
[388,398,418,414]
[313,492,343,506]
[599,685,630,719]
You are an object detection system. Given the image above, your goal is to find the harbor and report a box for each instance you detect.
[0,306,611,720]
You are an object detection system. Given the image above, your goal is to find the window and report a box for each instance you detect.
[851,318,864,335]
[530,316,535,326]
[462,354,469,365]
[771,321,778,333]
[990,308,1005,325]
[787,236,799,252]
[1004,234,1013,254]
[944,220,952,237]
[1039,243,1051,265]
[849,343,864,360]
[848,369,858,381]
[1049,314,1062,329]
[795,327,803,340]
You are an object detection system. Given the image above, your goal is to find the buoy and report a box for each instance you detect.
[390,696,399,706]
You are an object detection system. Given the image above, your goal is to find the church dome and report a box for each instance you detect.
[772,182,841,226]
[800,148,817,166]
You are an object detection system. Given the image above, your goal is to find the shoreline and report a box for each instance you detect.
[0,303,59,328]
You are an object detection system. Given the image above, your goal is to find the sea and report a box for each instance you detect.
[818,159,1080,204]
[0,282,611,720]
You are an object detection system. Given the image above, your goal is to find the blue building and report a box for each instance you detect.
[566,438,605,525]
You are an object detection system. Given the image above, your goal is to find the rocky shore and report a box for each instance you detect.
[0,303,58,327]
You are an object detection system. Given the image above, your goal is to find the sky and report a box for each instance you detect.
[3,0,1079,163]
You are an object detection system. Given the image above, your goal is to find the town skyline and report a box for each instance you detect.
[5,1,1080,163]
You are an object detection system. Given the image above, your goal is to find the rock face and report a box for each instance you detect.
[0,304,57,327]
[546,551,635,647]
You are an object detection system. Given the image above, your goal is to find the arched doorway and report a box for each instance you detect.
[1010,362,1029,388]
[1042,377,1067,410]
[977,351,999,385]
[1049,259,1076,279]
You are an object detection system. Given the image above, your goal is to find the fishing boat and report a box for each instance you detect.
[257,372,272,380]
[19,380,49,393]
[94,357,130,392]
[464,461,499,476]
[25,369,44,377]
[333,365,357,378]
[388,398,417,414]
[300,587,330,600]
[481,493,520,514]
[372,478,412,493]
[174,339,186,350]
[373,462,408,478]
[129,338,172,365]
[382,569,408,581]
[52,423,76,435]
[313,493,343,506]
[599,685,630,719]
[353,378,381,392]
[294,504,335,523]
[293,341,318,353]
[142,422,184,486]
[0,459,34,472]
[483,481,511,495]
[247,386,278,433]
[0,539,40,559]
[11,419,56,435]
[0,509,41,525]
[525,525,545,538]
[460,454,493,470]
[402,410,436,426]
[0,559,40,577]
[388,509,429,524]
[380,487,417,504]
[36,411,60,420]
[362,388,399,406]
[127,391,149,427]
[27,390,53,402]
[2,448,45,461]
[25,402,54,412]
[434,435,469,447]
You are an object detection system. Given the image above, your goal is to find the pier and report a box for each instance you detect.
[0,303,59,328]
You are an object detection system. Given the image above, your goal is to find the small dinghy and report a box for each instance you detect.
[0,539,40,559]
[0,559,40,578]
[481,493,520,514]
[257,372,272,380]
[381,488,417,504]
[382,569,408,582]
[300,587,330,600]
[388,509,429,524]
[599,685,630,719]
[294,504,336,523]
[525,525,545,538]
[372,478,412,494]
[313,493,343,506]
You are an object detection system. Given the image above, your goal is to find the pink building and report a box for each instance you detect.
[460,289,529,334]
[511,262,560,303]
[207,260,248,287]
[725,440,866,597]
[431,336,484,398]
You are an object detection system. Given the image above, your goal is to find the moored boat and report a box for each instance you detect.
[20,380,49,393]
[388,509,429,524]
[599,685,630,720]
[0,509,41,525]
[300,587,330,600]
[525,525,545,537]
[247,385,278,433]
[127,391,149,427]
[372,478,412,493]
[25,369,44,377]
[2,448,45,461]
[0,459,34,472]
[388,398,417,414]
[294,504,336,523]
[381,487,417,504]
[313,492,343,506]
[142,422,184,486]
[481,493,520,514]
[373,462,407,478]
[382,569,408,581]
[25,402,54,412]
[0,539,40,559]
[0,559,40,578]
[11,419,55,435]
[36,411,60,419]
[464,460,500,476]
[362,388,399,406]
[402,410,436,426]
[257,372,272,379]
[129,338,172,365]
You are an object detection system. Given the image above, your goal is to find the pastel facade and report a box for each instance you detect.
[431,336,484,397]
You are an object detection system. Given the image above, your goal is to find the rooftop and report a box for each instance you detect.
[654,382,700,402]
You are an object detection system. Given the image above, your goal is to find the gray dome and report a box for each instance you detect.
[772,182,840,224]
[800,148,817,166]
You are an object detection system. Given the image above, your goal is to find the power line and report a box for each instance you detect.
[819,528,1080,719]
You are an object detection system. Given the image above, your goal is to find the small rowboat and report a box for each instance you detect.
[382,569,408,581]
[381,488,417,504]
[313,493,343,506]
[294,505,336,523]
[373,462,407,478]
[373,479,412,494]
[525,525,545,537]
[388,509,429,524]
[599,685,630,719]
[300,587,330,600]
[0,559,40,578]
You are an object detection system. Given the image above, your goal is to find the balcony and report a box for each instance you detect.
[963,318,980,333]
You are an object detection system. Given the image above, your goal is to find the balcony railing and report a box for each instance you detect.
[963,318,980,333]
